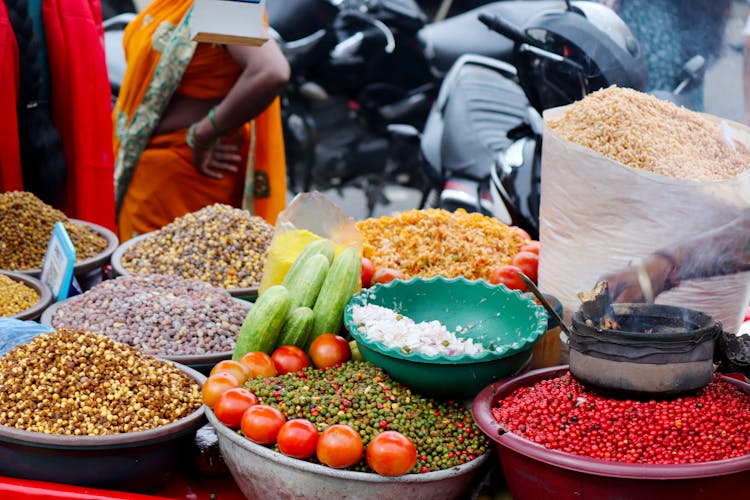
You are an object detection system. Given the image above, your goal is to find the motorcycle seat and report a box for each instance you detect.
[419,1,561,73]
[439,62,529,181]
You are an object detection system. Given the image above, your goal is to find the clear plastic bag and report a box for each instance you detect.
[258,191,363,294]
[0,319,54,356]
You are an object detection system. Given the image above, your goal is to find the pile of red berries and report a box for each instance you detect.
[492,373,750,464]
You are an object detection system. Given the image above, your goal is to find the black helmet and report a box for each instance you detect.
[515,1,647,111]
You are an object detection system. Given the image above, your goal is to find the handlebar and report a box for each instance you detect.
[340,10,396,54]
[477,13,535,46]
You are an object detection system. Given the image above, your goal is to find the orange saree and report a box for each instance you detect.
[113,0,286,242]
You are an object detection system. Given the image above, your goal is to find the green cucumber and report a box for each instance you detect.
[276,306,315,348]
[282,239,335,288]
[285,253,330,310]
[233,285,291,358]
[307,247,361,347]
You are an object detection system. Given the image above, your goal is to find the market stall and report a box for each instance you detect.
[1,86,749,500]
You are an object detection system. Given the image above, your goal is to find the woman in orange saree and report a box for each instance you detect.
[114,0,289,242]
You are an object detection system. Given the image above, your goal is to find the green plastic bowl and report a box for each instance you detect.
[344,276,547,400]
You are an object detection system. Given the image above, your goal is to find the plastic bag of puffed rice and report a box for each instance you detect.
[539,103,750,334]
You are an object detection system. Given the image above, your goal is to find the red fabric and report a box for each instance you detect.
[43,0,116,231]
[0,1,23,192]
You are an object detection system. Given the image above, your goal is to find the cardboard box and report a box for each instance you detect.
[191,0,268,47]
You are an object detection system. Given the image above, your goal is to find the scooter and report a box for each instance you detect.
[413,1,706,238]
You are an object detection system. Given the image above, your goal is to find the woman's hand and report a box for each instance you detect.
[600,254,675,303]
[192,139,242,179]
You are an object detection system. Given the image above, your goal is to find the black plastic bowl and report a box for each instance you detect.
[0,362,206,492]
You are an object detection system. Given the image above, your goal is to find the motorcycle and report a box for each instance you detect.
[268,0,577,215]
[413,0,706,238]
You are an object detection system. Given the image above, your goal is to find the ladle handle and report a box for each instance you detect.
[516,271,573,339]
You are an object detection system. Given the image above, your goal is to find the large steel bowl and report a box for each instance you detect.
[8,219,119,291]
[0,362,206,492]
[111,233,259,299]
[472,366,750,500]
[1,271,52,321]
[206,408,490,500]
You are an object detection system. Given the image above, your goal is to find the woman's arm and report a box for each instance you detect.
[192,38,290,145]
[602,210,750,303]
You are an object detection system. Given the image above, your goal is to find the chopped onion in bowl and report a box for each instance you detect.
[350,304,486,357]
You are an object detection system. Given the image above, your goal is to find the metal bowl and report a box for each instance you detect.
[0,271,52,321]
[0,362,206,492]
[568,303,721,395]
[111,233,259,299]
[206,407,489,500]
[344,276,548,399]
[40,296,251,375]
[9,219,119,291]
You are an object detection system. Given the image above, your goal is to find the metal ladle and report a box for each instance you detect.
[516,271,573,341]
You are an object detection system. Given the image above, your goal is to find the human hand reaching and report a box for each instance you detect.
[600,253,676,303]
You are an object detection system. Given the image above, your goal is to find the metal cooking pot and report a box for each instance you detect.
[568,303,721,395]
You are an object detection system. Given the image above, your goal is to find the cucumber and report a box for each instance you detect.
[307,247,361,348]
[233,285,292,359]
[285,253,330,310]
[282,239,335,288]
[276,306,315,348]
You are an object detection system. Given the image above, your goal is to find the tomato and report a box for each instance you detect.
[489,264,527,291]
[202,372,240,408]
[240,404,287,445]
[210,359,251,385]
[361,257,375,288]
[277,419,319,459]
[271,345,310,374]
[511,250,539,283]
[238,351,278,379]
[213,387,258,429]
[519,240,540,256]
[371,268,405,285]
[316,424,363,468]
[510,226,531,242]
[366,431,417,476]
[308,334,351,369]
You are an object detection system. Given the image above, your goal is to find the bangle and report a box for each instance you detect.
[208,107,228,135]
[654,250,681,290]
[186,123,215,151]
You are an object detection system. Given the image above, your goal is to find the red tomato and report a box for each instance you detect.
[202,372,240,408]
[519,240,540,256]
[240,405,287,445]
[511,250,539,283]
[371,268,405,285]
[271,346,310,374]
[210,360,251,385]
[309,334,351,369]
[316,424,363,468]
[238,352,278,379]
[510,226,531,242]
[213,387,258,429]
[277,419,319,459]
[489,265,527,291]
[366,431,417,476]
[361,257,375,288]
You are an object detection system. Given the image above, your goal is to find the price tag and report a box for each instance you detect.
[41,222,81,301]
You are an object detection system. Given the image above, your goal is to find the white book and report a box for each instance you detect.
[191,0,268,46]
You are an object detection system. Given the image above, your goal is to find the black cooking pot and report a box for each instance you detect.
[569,303,721,395]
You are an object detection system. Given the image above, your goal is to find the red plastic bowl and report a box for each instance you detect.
[471,366,750,500]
